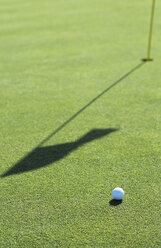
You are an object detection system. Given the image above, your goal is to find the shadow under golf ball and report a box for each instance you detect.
[109,199,122,206]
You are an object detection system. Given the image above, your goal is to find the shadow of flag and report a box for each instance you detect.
[1,128,118,177]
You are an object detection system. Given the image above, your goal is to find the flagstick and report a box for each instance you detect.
[146,0,156,61]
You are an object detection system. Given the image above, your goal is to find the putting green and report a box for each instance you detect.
[0,0,160,247]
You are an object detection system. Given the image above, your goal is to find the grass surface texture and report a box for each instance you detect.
[0,0,161,247]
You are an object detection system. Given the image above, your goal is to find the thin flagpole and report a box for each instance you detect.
[146,0,156,61]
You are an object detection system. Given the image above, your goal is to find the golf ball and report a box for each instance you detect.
[112,187,124,200]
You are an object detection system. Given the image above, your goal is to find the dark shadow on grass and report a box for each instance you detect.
[109,199,122,206]
[37,62,145,148]
[1,128,117,177]
[1,62,145,177]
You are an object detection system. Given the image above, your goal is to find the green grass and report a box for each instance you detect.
[0,0,161,247]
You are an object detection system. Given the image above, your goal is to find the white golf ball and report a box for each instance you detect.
[112,187,124,200]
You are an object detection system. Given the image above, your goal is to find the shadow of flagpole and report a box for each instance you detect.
[38,62,145,148]
[1,61,145,177]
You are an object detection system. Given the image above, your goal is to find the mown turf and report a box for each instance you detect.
[0,0,161,247]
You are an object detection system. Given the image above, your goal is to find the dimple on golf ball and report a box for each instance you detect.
[112,187,125,200]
